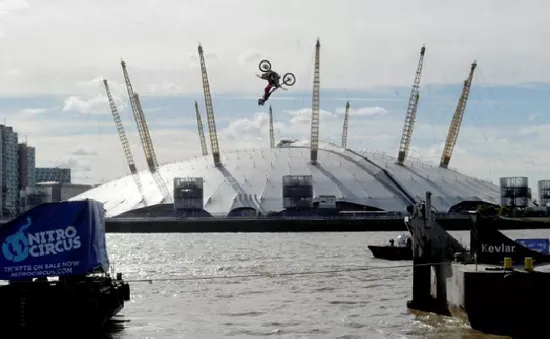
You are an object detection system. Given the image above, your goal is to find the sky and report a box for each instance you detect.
[1,0,550,198]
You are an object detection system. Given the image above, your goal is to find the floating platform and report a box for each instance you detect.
[0,200,131,337]
[0,275,130,337]
[445,263,550,337]
[406,191,550,337]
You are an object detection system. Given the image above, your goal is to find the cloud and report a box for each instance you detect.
[69,147,97,156]
[528,112,540,121]
[147,83,184,96]
[62,94,126,115]
[56,157,92,178]
[1,1,550,96]
[238,50,266,66]
[517,125,549,137]
[335,106,389,116]
[0,0,29,19]
[285,108,337,125]
[62,95,109,114]
[20,108,46,115]
[0,0,29,38]
[224,112,268,140]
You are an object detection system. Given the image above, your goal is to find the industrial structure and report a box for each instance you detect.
[198,44,222,167]
[397,46,425,165]
[194,101,208,156]
[68,39,528,219]
[499,176,531,208]
[269,105,275,149]
[341,101,350,149]
[440,61,477,169]
[103,79,145,204]
[309,39,321,165]
[120,60,172,204]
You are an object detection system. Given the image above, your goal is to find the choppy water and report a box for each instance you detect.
[104,230,550,338]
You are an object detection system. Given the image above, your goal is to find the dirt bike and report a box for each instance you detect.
[256,59,296,90]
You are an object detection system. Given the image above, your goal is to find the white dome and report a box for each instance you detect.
[70,141,500,217]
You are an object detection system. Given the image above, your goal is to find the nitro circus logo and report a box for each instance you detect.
[2,217,81,263]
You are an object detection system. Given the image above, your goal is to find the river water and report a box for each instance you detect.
[104,230,550,339]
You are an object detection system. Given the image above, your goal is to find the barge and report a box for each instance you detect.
[405,191,550,337]
[0,199,130,337]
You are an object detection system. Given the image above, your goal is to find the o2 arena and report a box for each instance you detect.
[70,41,506,232]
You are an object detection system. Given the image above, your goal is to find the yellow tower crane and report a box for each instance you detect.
[439,61,477,169]
[198,44,222,167]
[341,101,350,149]
[102,79,146,205]
[269,105,275,149]
[310,38,321,165]
[397,46,426,165]
[120,60,173,203]
[194,101,208,156]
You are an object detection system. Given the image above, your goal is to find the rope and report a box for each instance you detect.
[124,261,450,284]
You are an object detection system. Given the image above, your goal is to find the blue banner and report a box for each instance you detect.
[0,200,109,280]
[515,238,550,254]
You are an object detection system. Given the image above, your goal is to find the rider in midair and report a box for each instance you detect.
[258,70,280,106]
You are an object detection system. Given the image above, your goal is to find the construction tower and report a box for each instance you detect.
[310,38,321,165]
[341,101,350,149]
[198,44,222,167]
[102,79,146,204]
[195,101,208,156]
[120,59,173,203]
[269,105,275,149]
[439,61,477,169]
[397,45,426,165]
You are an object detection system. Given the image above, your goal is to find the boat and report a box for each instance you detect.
[406,191,550,338]
[368,233,412,260]
[0,199,131,337]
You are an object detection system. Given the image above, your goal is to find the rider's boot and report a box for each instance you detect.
[258,98,264,106]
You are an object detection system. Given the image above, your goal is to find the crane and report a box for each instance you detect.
[194,101,208,156]
[120,59,173,203]
[411,92,420,130]
[341,101,350,149]
[102,79,146,204]
[120,60,158,170]
[198,44,222,167]
[133,92,173,203]
[397,45,426,165]
[269,105,275,149]
[310,38,321,165]
[439,61,477,169]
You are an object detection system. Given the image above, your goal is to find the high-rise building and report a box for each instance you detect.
[36,167,71,183]
[0,125,19,216]
[18,143,36,189]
